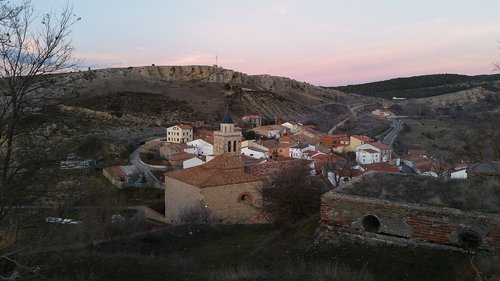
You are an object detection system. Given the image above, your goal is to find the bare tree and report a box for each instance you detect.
[0,1,79,278]
[261,161,323,226]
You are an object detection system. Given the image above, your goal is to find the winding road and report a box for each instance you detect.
[130,138,166,189]
[327,103,370,135]
[382,117,405,147]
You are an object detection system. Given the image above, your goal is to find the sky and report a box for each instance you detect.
[35,0,500,86]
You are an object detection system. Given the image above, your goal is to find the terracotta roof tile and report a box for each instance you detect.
[178,124,193,130]
[368,142,391,150]
[351,135,374,142]
[361,162,400,173]
[166,154,260,188]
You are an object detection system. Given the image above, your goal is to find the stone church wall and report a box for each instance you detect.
[202,181,263,223]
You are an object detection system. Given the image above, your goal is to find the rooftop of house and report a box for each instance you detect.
[361,162,400,173]
[142,141,163,151]
[104,165,138,177]
[291,142,311,149]
[336,172,500,214]
[351,135,374,143]
[166,154,260,188]
[245,158,309,177]
[337,168,364,178]
[260,140,291,149]
[244,146,268,153]
[170,151,196,161]
[178,124,193,130]
[326,134,350,141]
[368,142,391,150]
[360,149,378,154]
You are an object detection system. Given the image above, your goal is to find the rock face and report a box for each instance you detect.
[89,65,319,93]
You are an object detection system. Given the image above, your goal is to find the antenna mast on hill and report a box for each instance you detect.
[215,53,218,67]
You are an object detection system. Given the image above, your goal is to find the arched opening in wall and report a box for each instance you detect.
[227,141,231,152]
[238,193,253,205]
[233,140,236,152]
[361,214,380,233]
[458,229,482,249]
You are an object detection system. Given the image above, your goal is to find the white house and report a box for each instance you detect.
[183,156,205,169]
[281,122,299,134]
[355,142,392,164]
[289,143,315,159]
[166,124,193,144]
[186,139,214,156]
[241,146,268,159]
[451,168,467,179]
[356,149,380,164]
[252,125,287,139]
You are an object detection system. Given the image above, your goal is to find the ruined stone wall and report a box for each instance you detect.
[320,192,500,251]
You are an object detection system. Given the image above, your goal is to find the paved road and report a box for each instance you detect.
[328,103,370,135]
[382,117,403,147]
[130,138,165,189]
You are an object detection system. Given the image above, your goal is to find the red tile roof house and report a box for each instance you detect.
[355,142,392,164]
[358,162,400,173]
[260,140,291,159]
[103,165,140,189]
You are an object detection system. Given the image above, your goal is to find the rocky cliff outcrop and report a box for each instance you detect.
[86,65,321,93]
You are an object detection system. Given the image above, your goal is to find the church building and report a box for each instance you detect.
[163,110,264,224]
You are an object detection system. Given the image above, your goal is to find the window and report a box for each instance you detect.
[228,141,231,152]
[238,193,253,204]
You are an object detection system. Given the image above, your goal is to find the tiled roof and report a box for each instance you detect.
[351,135,373,142]
[142,141,162,150]
[369,142,391,150]
[104,165,137,177]
[260,140,290,149]
[245,159,309,177]
[170,151,195,161]
[361,162,400,173]
[166,154,260,188]
[337,168,363,177]
[178,124,193,130]
[292,142,310,149]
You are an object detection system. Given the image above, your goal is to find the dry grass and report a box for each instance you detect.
[338,172,500,213]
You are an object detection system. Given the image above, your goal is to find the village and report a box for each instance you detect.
[95,107,497,227]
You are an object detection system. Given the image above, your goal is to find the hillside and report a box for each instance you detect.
[31,66,373,139]
[330,73,500,99]
[21,218,481,281]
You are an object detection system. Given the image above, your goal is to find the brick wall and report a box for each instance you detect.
[321,192,500,252]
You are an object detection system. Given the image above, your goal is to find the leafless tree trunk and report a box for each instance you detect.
[0,1,79,278]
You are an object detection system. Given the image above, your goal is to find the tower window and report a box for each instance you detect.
[228,141,231,152]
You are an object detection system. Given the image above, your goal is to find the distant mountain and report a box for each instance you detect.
[329,73,500,99]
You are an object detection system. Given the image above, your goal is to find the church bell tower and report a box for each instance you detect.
[214,109,242,155]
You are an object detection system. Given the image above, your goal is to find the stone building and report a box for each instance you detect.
[320,173,500,252]
[164,154,263,224]
[214,110,242,155]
